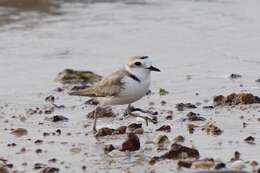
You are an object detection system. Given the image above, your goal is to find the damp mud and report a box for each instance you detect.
[1,0,260,172]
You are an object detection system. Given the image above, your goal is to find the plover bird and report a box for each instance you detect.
[69,56,160,134]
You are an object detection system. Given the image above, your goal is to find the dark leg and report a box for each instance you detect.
[126,104,157,125]
[126,105,157,115]
[92,106,99,134]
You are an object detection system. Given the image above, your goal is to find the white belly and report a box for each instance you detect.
[100,75,151,106]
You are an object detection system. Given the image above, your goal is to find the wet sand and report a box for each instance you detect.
[0,0,260,172]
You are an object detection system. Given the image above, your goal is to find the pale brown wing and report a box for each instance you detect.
[69,68,127,97]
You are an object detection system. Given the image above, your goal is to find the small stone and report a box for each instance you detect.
[34,163,47,170]
[214,162,226,170]
[34,139,43,144]
[48,158,57,163]
[176,103,197,111]
[244,136,255,144]
[70,147,81,154]
[127,123,142,131]
[230,73,242,79]
[11,128,28,137]
[155,143,200,161]
[41,167,59,173]
[156,125,171,132]
[104,144,115,154]
[159,88,169,96]
[231,151,241,161]
[49,115,69,122]
[165,115,172,120]
[84,99,99,105]
[120,133,140,152]
[251,160,258,167]
[56,129,61,135]
[160,100,167,106]
[82,165,86,171]
[95,126,127,137]
[174,135,185,142]
[185,112,206,121]
[35,149,42,154]
[149,156,160,165]
[43,132,50,137]
[45,95,55,103]
[133,128,144,134]
[177,160,192,168]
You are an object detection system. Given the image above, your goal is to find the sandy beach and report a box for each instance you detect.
[0,0,260,172]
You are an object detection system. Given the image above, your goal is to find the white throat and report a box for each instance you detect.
[125,65,151,81]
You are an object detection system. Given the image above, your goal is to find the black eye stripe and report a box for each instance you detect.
[139,56,148,59]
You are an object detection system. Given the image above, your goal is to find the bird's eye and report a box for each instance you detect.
[135,62,142,66]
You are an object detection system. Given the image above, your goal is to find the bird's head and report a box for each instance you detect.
[126,56,160,78]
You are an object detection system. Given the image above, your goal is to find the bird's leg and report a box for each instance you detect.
[126,105,157,115]
[92,106,99,134]
[126,104,157,125]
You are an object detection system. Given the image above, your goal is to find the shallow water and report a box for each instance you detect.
[0,0,260,172]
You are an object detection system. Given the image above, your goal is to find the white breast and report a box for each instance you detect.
[108,75,151,105]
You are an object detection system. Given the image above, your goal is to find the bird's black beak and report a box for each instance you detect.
[147,66,160,72]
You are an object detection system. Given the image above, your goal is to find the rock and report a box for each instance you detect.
[163,143,200,159]
[87,107,116,119]
[214,162,226,170]
[244,136,255,144]
[49,115,69,122]
[231,151,241,161]
[153,135,169,144]
[34,139,43,144]
[230,73,242,79]
[41,167,59,173]
[187,123,198,134]
[165,115,172,120]
[45,95,55,103]
[120,133,140,152]
[214,93,260,106]
[149,156,160,165]
[153,135,170,150]
[104,144,115,154]
[250,160,258,167]
[191,159,215,169]
[174,135,185,143]
[149,143,200,164]
[156,125,171,132]
[127,123,142,131]
[203,106,214,109]
[70,147,81,154]
[34,163,47,170]
[160,100,167,106]
[95,126,127,137]
[84,98,99,105]
[184,112,206,121]
[0,167,9,173]
[55,69,102,84]
[159,88,169,96]
[202,122,222,136]
[10,128,28,137]
[176,103,197,111]
[133,128,144,134]
[177,160,193,168]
